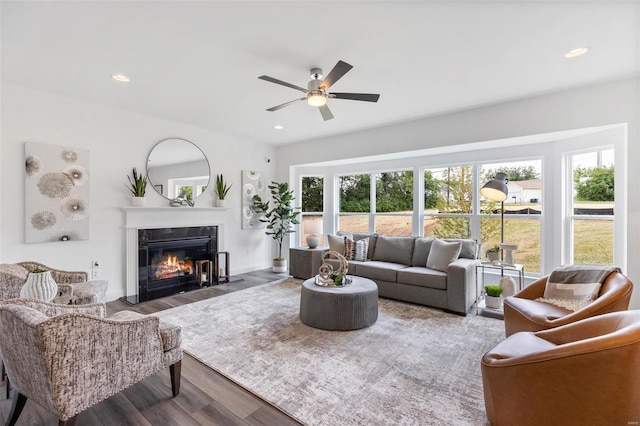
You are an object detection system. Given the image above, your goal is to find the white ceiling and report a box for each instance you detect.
[2,1,638,146]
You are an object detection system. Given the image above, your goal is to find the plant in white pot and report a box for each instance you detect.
[486,245,500,263]
[484,284,503,309]
[252,181,301,273]
[214,174,232,207]
[127,167,147,206]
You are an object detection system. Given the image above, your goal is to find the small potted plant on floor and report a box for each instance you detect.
[484,284,503,309]
[252,181,301,273]
[214,174,232,207]
[127,167,147,206]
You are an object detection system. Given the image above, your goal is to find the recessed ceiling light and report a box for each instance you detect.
[274,125,284,130]
[111,73,130,82]
[564,47,590,58]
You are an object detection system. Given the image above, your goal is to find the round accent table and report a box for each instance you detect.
[300,276,378,330]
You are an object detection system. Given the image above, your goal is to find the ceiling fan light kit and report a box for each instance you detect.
[259,60,380,121]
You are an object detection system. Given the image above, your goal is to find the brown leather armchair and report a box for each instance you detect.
[482,310,640,426]
[503,271,632,337]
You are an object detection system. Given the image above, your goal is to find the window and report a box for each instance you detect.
[339,174,371,233]
[480,160,542,273]
[568,149,614,265]
[375,171,413,236]
[423,165,472,239]
[301,176,324,247]
[338,171,413,236]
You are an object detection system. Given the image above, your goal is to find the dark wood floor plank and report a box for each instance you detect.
[1,270,298,426]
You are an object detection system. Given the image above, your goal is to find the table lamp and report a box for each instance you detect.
[304,219,323,249]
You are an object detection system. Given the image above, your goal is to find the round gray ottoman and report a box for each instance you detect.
[300,276,378,330]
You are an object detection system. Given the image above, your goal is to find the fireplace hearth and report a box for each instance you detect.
[133,226,218,303]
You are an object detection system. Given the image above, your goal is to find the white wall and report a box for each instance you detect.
[277,76,640,308]
[1,83,276,301]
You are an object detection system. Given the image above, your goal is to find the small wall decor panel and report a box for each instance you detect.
[24,142,90,243]
[241,170,266,229]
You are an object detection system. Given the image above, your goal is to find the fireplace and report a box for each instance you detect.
[136,226,217,302]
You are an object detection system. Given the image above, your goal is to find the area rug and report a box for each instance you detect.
[156,279,505,425]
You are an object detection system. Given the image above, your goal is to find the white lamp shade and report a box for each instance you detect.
[304,219,323,235]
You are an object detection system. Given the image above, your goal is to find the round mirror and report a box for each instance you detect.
[146,138,210,202]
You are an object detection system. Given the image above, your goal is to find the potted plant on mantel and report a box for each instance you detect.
[127,167,147,206]
[252,181,301,273]
[214,174,232,207]
[484,285,503,309]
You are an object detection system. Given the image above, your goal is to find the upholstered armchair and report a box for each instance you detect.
[0,299,182,425]
[0,261,108,303]
[481,310,640,426]
[503,270,632,336]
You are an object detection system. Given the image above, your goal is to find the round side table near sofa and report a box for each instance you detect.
[299,276,378,331]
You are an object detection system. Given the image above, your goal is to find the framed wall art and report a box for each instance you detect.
[24,142,90,243]
[241,170,266,230]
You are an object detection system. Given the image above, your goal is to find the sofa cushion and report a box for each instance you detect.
[412,237,435,266]
[328,234,351,256]
[339,232,377,259]
[352,237,370,261]
[426,239,462,272]
[397,267,447,290]
[356,261,407,282]
[444,238,478,259]
[372,235,415,265]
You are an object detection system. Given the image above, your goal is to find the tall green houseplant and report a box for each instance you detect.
[252,181,301,262]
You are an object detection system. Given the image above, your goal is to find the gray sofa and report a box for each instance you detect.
[330,233,480,315]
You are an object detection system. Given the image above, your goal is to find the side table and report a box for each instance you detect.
[475,263,525,319]
[289,247,327,279]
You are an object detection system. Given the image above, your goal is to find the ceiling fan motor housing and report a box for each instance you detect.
[310,68,323,80]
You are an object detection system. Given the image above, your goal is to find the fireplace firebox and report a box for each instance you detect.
[137,226,217,302]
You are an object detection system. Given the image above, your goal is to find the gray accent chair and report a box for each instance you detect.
[0,299,182,425]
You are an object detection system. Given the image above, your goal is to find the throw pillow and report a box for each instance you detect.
[328,234,350,254]
[343,237,355,260]
[426,239,462,272]
[352,237,370,262]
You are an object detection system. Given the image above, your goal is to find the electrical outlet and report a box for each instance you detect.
[90,269,99,279]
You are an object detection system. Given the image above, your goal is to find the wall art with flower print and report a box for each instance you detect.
[241,170,266,230]
[24,142,89,243]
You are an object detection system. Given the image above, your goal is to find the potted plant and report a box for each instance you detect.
[484,284,503,309]
[214,174,232,207]
[486,245,500,263]
[127,167,147,206]
[252,181,301,273]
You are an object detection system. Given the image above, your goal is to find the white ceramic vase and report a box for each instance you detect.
[216,199,226,208]
[273,259,287,273]
[20,271,58,301]
[132,196,146,207]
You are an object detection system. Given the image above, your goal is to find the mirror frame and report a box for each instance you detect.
[146,137,211,202]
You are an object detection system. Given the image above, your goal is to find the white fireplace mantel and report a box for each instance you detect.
[121,207,227,297]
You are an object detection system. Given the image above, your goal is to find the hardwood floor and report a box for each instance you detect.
[0,269,302,425]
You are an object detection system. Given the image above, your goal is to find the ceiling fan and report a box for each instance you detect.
[258,60,380,121]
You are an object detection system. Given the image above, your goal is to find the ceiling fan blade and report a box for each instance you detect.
[320,60,353,90]
[330,92,380,102]
[266,97,306,111]
[258,75,307,93]
[319,104,334,121]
